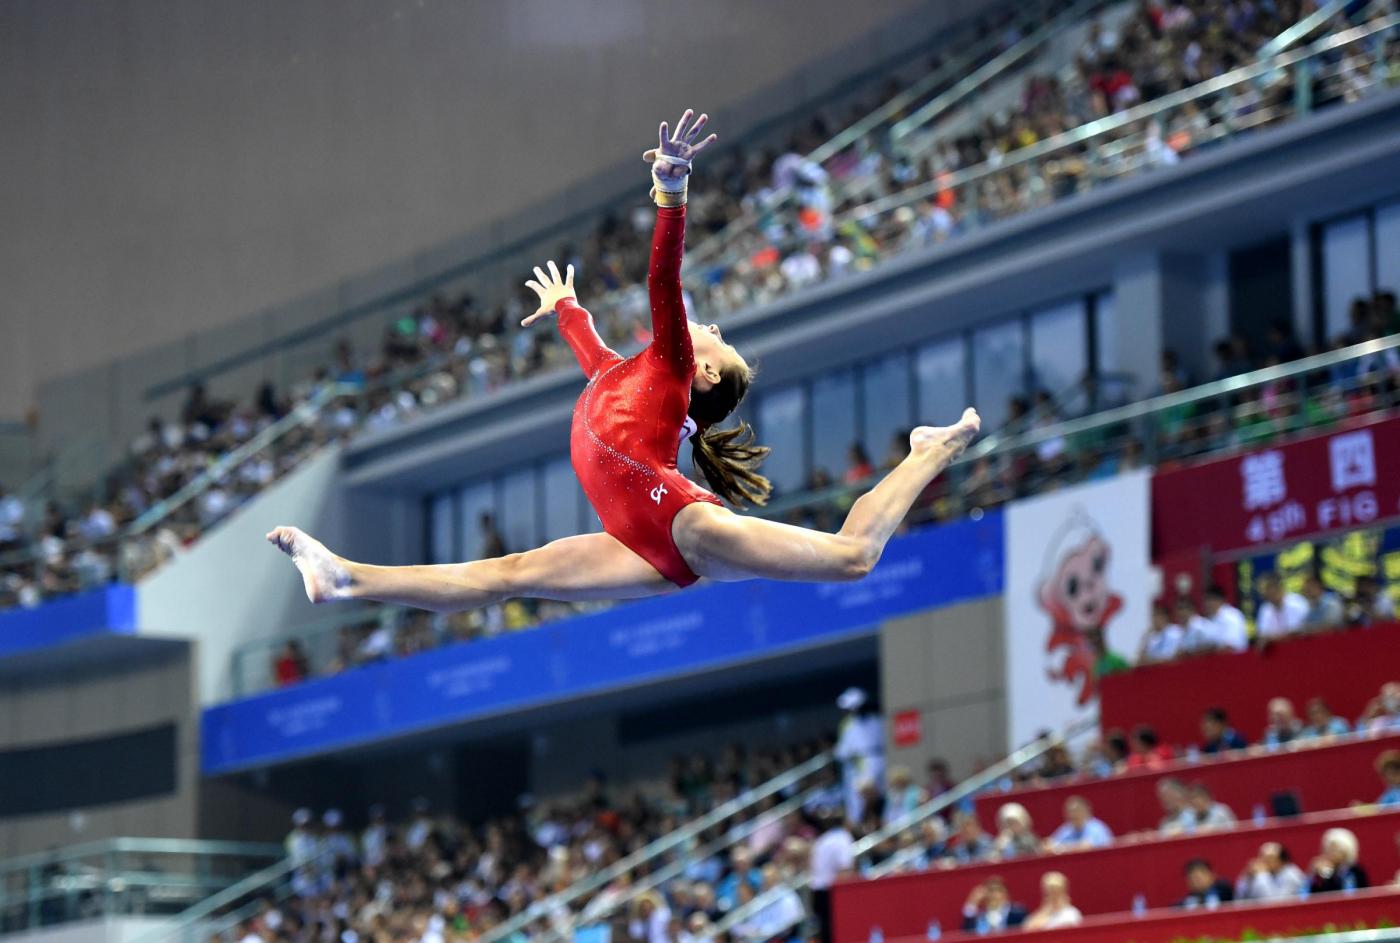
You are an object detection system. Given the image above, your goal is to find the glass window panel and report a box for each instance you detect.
[972,319,1026,430]
[1091,291,1133,409]
[1376,202,1400,301]
[861,353,912,467]
[429,493,455,564]
[542,456,580,543]
[498,468,539,553]
[810,369,858,485]
[1321,215,1371,341]
[1029,299,1087,399]
[458,482,497,560]
[916,337,968,426]
[756,384,808,496]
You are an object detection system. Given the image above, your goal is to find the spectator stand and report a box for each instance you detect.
[702,721,1100,943]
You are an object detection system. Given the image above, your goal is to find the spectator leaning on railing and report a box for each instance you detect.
[1235,841,1308,901]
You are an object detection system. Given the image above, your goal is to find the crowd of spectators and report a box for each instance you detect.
[5,0,1394,615]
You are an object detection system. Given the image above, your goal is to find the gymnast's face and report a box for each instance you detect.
[689,321,748,392]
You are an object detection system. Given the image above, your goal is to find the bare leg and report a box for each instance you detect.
[675,408,980,582]
[266,527,674,613]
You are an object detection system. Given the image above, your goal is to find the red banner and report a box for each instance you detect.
[892,709,921,747]
[1152,414,1400,558]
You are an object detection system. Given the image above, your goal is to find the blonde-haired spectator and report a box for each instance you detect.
[1024,872,1083,930]
[1309,827,1370,894]
[993,802,1041,860]
[883,766,926,827]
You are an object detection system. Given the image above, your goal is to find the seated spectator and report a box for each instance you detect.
[1157,778,1192,836]
[1377,749,1400,807]
[1047,797,1113,852]
[630,892,672,943]
[1181,781,1236,832]
[1125,724,1172,771]
[992,802,1041,860]
[1261,697,1304,747]
[272,639,310,687]
[1345,575,1396,627]
[1179,858,1234,909]
[1200,707,1248,754]
[844,443,875,484]
[716,847,760,911]
[1035,743,1076,781]
[1236,841,1308,901]
[1256,573,1308,641]
[1202,585,1249,653]
[1301,575,1345,631]
[1023,872,1083,931]
[883,766,925,827]
[732,864,804,941]
[948,810,996,865]
[1309,827,1369,893]
[961,877,1027,934]
[1138,603,1184,664]
[1361,682,1400,733]
[1175,597,1217,656]
[1301,697,1351,740]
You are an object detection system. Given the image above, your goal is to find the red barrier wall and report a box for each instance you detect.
[831,809,1400,943]
[1098,624,1400,746]
[924,888,1400,943]
[972,731,1400,836]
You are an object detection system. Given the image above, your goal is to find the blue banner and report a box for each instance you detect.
[202,512,1003,773]
[0,584,137,659]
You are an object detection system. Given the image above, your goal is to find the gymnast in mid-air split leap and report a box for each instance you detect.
[268,110,981,610]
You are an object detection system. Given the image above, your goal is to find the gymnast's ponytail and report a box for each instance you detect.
[688,365,772,508]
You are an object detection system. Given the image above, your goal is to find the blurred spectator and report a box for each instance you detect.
[991,803,1041,860]
[961,876,1027,934]
[479,512,508,559]
[949,810,997,865]
[1236,841,1308,901]
[1261,697,1304,747]
[361,804,387,869]
[1309,827,1369,893]
[1182,781,1236,832]
[834,688,884,823]
[1201,585,1249,653]
[1256,573,1307,641]
[732,865,804,941]
[1178,858,1234,909]
[809,809,855,943]
[272,640,310,687]
[926,758,955,799]
[883,766,925,827]
[1376,749,1400,807]
[629,892,672,943]
[1157,778,1192,835]
[1200,707,1247,754]
[1361,682,1400,733]
[1301,697,1351,739]
[1174,597,1217,656]
[1138,603,1184,664]
[1346,575,1396,626]
[844,444,875,484]
[1124,725,1172,771]
[1046,796,1113,852]
[1023,872,1082,931]
[1301,575,1345,631]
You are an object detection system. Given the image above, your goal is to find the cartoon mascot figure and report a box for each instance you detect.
[1036,508,1125,706]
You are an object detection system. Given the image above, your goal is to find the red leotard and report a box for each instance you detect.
[555,204,723,588]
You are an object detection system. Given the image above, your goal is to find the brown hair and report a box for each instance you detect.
[688,365,772,508]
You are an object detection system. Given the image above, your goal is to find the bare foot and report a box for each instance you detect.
[909,407,981,461]
[266,526,352,604]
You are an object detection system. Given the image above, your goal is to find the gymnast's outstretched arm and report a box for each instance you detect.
[521,262,621,380]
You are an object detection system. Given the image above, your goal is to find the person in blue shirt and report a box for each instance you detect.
[1377,750,1400,806]
[1300,697,1351,740]
[1047,796,1114,851]
[1200,707,1247,754]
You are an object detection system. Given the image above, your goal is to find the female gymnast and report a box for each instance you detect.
[268,110,980,611]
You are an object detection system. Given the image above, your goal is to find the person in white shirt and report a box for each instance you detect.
[809,812,855,943]
[628,892,671,943]
[834,688,884,824]
[361,804,388,868]
[1236,842,1308,900]
[733,865,805,942]
[1180,782,1236,832]
[1201,586,1249,653]
[1139,603,1185,664]
[1023,872,1083,930]
[1256,574,1308,641]
[1174,597,1218,656]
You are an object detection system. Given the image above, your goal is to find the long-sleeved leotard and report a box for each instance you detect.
[558,204,722,587]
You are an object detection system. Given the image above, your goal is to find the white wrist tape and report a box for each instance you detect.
[652,166,688,193]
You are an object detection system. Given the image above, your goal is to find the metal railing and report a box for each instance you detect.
[474,751,835,943]
[0,838,282,936]
[694,719,1100,943]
